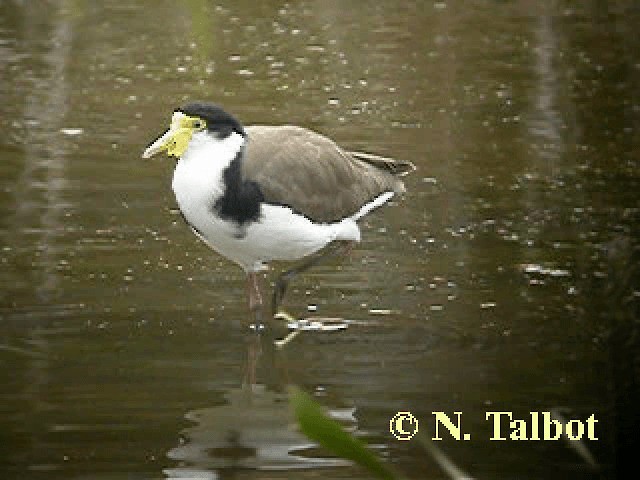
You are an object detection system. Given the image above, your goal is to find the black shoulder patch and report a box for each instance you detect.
[212,148,264,226]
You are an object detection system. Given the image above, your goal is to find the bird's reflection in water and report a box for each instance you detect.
[164,330,355,478]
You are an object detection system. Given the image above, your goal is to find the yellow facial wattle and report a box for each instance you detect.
[142,112,207,159]
[164,126,193,158]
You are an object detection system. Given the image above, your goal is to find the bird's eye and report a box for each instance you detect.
[194,120,204,129]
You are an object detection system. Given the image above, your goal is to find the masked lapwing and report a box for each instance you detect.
[142,102,414,329]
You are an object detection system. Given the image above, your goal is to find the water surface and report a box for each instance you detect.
[1,1,638,478]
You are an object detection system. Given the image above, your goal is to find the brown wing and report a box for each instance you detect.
[242,125,410,223]
[347,150,416,176]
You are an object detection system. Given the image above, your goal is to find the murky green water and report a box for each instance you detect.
[2,1,638,478]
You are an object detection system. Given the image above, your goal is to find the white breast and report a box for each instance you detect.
[171,131,244,250]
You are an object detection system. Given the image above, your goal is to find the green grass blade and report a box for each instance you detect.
[289,386,399,480]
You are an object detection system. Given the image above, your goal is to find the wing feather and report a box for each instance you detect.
[242,126,409,223]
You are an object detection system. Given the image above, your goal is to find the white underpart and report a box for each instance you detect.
[171,130,395,273]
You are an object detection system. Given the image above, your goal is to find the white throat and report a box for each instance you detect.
[182,130,245,165]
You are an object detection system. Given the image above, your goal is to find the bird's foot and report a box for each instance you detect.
[273,310,297,324]
[272,310,349,348]
[248,322,266,334]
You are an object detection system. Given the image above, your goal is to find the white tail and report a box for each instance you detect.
[351,191,395,221]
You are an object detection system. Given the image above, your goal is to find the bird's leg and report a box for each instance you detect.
[271,240,355,319]
[243,330,261,388]
[247,271,264,327]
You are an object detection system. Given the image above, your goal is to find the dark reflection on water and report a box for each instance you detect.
[1,0,638,478]
[164,334,355,478]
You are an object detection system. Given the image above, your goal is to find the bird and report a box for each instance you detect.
[142,102,414,329]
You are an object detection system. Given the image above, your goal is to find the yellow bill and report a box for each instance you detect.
[142,111,206,159]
